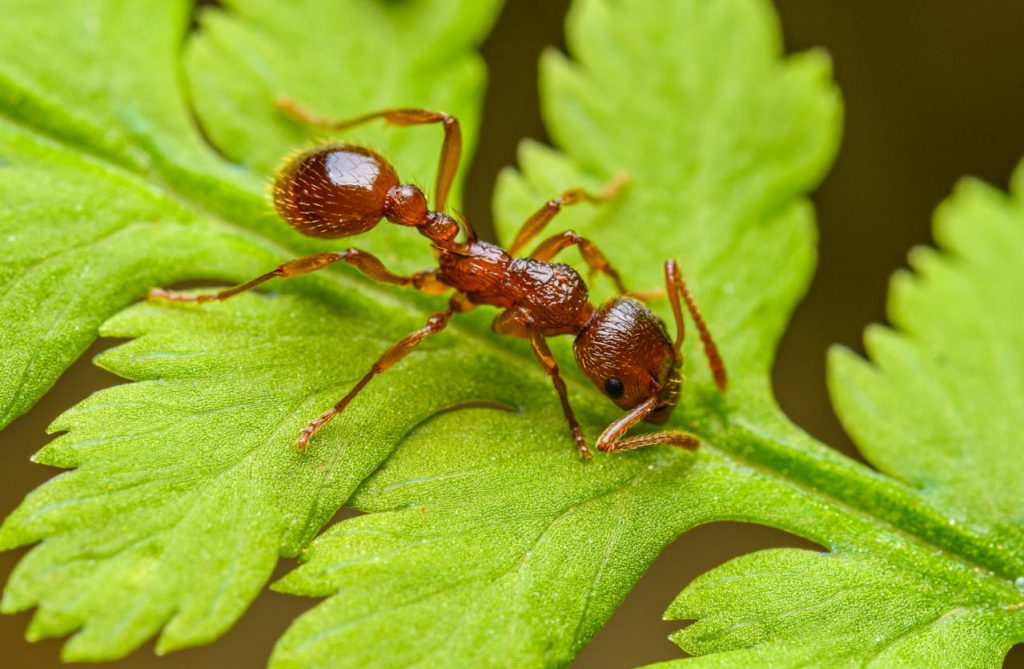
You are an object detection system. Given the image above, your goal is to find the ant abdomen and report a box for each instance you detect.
[273,145,400,238]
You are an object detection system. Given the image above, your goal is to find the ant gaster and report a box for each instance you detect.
[149,101,727,458]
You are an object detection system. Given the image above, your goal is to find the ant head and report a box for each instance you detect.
[573,297,681,423]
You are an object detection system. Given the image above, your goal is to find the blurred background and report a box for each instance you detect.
[3,1,1024,666]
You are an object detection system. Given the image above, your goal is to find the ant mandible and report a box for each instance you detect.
[149,100,727,459]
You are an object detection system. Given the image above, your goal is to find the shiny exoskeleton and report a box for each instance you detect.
[149,101,727,458]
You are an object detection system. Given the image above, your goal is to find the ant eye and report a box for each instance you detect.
[604,377,624,399]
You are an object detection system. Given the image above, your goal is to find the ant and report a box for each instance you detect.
[149,101,727,459]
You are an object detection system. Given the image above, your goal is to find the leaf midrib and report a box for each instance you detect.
[719,421,1024,598]
[6,76,1022,616]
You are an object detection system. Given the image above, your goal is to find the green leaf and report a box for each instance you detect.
[647,163,1024,667]
[0,0,257,428]
[657,548,1019,668]
[1,292,514,657]
[2,0,842,662]
[830,171,1024,544]
[0,0,500,659]
[7,0,1020,667]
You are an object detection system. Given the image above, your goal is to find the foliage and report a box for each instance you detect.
[1,1,1022,667]
[646,168,1024,668]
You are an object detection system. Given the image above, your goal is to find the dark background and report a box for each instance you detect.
[3,1,1024,666]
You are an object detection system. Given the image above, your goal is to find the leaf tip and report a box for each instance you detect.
[0,587,23,614]
[0,519,27,553]
[825,342,859,375]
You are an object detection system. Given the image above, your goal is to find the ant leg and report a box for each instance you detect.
[506,172,628,255]
[595,396,700,454]
[494,309,591,459]
[600,431,700,454]
[630,288,665,302]
[296,294,474,450]
[530,331,592,460]
[528,230,628,294]
[664,259,727,391]
[148,249,448,303]
[277,98,461,213]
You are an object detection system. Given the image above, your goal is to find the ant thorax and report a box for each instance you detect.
[438,241,591,335]
[504,258,590,333]
[437,241,512,298]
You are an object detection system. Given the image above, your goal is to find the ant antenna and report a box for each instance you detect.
[664,259,727,391]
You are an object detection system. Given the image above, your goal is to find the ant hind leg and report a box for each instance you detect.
[148,249,448,303]
[276,98,461,212]
[296,294,474,450]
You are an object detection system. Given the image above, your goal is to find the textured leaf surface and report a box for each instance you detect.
[0,0,261,428]
[646,162,1024,667]
[5,0,1021,667]
[830,170,1024,546]
[0,0,500,659]
[658,548,1019,668]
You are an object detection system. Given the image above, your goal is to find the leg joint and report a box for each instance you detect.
[426,313,450,330]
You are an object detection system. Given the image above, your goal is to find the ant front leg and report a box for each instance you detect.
[506,173,628,255]
[297,294,475,450]
[148,249,448,303]
[595,396,700,454]
[529,230,628,294]
[494,308,591,459]
[276,98,462,213]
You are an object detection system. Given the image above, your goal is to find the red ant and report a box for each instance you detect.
[149,101,727,458]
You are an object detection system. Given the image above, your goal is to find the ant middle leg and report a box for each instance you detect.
[296,294,474,450]
[595,395,700,454]
[277,98,461,212]
[148,249,448,303]
[494,308,591,459]
[528,230,628,294]
[506,172,628,255]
